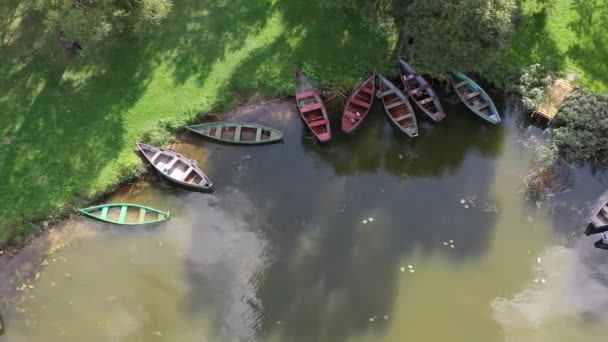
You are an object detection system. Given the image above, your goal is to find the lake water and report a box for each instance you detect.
[2,90,608,342]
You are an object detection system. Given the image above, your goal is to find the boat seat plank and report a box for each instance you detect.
[296,90,318,100]
[465,90,481,100]
[351,98,370,108]
[158,213,165,221]
[182,166,194,181]
[301,103,322,112]
[379,89,396,97]
[410,84,428,95]
[164,157,178,170]
[393,114,413,122]
[118,206,128,224]
[454,81,468,89]
[405,74,417,81]
[475,102,490,110]
[100,207,109,220]
[602,206,608,218]
[592,216,607,228]
[418,97,435,105]
[360,86,374,94]
[386,101,406,109]
[234,126,242,142]
[309,119,328,127]
[215,127,223,138]
[150,151,162,163]
[255,128,262,141]
[138,208,146,223]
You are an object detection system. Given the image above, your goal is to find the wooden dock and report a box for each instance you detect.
[531,78,576,128]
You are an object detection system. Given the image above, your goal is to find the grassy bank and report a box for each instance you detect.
[0,0,398,245]
[498,0,608,91]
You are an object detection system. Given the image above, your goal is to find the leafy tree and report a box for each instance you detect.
[403,0,517,74]
[34,0,172,54]
[552,90,608,165]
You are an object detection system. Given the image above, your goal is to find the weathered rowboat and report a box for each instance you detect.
[451,73,501,124]
[585,202,608,235]
[187,122,283,145]
[378,74,418,138]
[295,66,331,142]
[136,143,213,190]
[397,58,446,122]
[594,232,608,250]
[342,72,376,134]
[79,203,170,225]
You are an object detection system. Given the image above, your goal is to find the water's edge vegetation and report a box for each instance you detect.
[1,0,607,248]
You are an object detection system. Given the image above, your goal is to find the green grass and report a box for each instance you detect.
[499,0,608,91]
[0,1,398,245]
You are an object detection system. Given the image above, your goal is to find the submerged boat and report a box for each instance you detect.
[136,143,213,190]
[397,58,446,122]
[341,72,376,134]
[295,66,331,142]
[585,202,608,235]
[79,203,170,225]
[594,232,608,250]
[451,73,501,124]
[377,74,418,138]
[187,122,283,145]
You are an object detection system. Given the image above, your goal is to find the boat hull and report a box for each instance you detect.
[451,73,501,124]
[295,66,332,142]
[79,203,170,225]
[397,58,446,122]
[342,72,376,134]
[187,122,283,145]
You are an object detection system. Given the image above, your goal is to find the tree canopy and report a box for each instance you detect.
[35,0,172,54]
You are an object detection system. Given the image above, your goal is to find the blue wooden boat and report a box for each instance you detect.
[451,73,501,124]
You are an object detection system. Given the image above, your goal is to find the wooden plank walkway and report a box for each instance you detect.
[532,78,576,126]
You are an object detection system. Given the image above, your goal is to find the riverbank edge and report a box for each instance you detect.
[0,94,289,254]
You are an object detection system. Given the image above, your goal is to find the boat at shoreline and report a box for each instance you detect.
[378,74,418,138]
[341,72,376,134]
[295,66,332,142]
[137,143,213,191]
[585,201,608,235]
[451,72,501,124]
[187,122,283,145]
[397,58,446,122]
[79,203,170,225]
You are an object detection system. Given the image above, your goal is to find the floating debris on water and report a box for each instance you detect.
[408,265,413,269]
[398,154,403,160]
[409,269,415,273]
[464,205,469,209]
[537,257,542,264]
[384,315,389,320]
[368,217,374,222]
[541,278,546,284]
[460,199,466,204]
[533,278,539,283]
[369,317,375,322]
[443,241,448,246]
[450,245,455,249]
[363,220,368,224]
[449,240,454,243]
[400,267,405,272]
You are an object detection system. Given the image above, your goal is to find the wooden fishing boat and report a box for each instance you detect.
[136,143,213,190]
[451,73,501,124]
[377,74,418,138]
[585,202,608,235]
[187,122,283,145]
[342,72,376,134]
[397,58,446,122]
[295,66,331,142]
[79,203,170,225]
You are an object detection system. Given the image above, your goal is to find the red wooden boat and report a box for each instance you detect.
[397,58,446,122]
[295,66,331,142]
[341,72,376,134]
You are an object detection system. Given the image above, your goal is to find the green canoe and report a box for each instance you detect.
[451,72,501,124]
[79,203,170,225]
[187,122,283,145]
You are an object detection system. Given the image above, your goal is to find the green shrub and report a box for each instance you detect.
[552,90,608,165]
[517,64,552,111]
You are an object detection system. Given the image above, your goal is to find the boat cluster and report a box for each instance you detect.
[78,58,501,225]
[295,57,501,143]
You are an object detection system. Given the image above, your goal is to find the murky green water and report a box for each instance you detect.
[2,91,608,342]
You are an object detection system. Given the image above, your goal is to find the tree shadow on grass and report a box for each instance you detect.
[0,8,160,243]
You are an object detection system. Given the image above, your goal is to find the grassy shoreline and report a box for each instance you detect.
[1,0,607,247]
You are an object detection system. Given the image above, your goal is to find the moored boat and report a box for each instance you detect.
[377,74,418,138]
[397,58,446,122]
[187,122,283,145]
[594,232,608,250]
[79,203,170,225]
[341,72,376,134]
[585,202,608,235]
[136,143,212,190]
[295,66,331,142]
[451,73,501,124]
